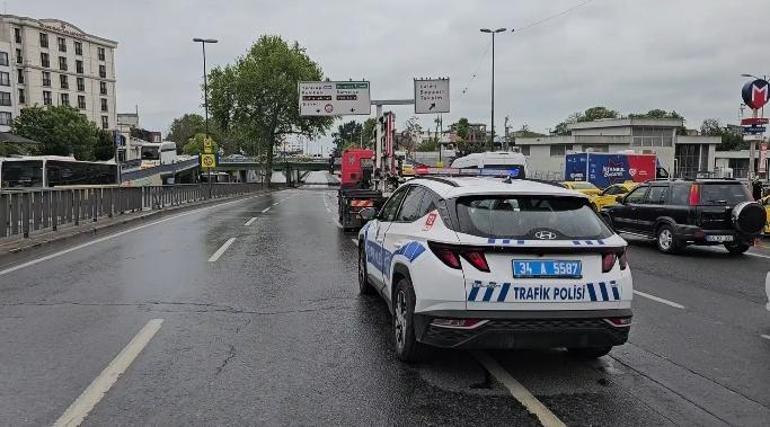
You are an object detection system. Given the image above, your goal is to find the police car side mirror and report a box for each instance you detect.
[615,195,626,204]
[359,207,377,221]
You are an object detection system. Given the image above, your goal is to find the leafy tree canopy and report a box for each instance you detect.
[11,105,101,160]
[183,133,219,155]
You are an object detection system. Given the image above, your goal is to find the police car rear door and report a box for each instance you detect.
[364,186,408,291]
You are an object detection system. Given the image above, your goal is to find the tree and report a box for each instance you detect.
[452,118,470,141]
[332,120,363,151]
[401,116,423,152]
[94,129,115,161]
[183,133,219,155]
[700,118,722,136]
[11,105,99,160]
[208,35,332,185]
[580,106,618,122]
[167,113,206,152]
[416,138,438,152]
[361,118,377,149]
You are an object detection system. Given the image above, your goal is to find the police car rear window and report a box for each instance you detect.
[455,195,613,240]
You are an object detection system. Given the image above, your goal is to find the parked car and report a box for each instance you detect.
[589,181,639,211]
[604,179,767,254]
[761,195,770,235]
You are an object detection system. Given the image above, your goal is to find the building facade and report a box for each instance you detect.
[0,15,117,132]
[517,118,721,180]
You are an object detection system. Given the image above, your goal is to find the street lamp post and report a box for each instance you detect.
[480,27,510,149]
[193,37,218,197]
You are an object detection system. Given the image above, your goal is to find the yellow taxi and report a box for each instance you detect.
[560,181,602,196]
[588,181,639,211]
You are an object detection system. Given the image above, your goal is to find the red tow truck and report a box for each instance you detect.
[337,148,385,230]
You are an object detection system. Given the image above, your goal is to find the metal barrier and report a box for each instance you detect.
[0,183,264,240]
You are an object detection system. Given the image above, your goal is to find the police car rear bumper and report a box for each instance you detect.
[413,309,631,350]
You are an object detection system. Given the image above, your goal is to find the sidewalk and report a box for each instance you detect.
[0,187,280,259]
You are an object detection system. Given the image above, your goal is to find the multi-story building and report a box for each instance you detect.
[0,15,117,132]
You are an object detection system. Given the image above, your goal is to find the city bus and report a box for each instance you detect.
[140,141,178,169]
[0,156,118,190]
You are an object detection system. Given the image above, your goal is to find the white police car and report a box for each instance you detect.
[357,175,633,362]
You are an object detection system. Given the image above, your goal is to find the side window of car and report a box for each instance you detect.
[396,186,428,222]
[379,187,409,222]
[602,186,618,196]
[624,186,648,204]
[646,186,669,205]
[670,184,690,205]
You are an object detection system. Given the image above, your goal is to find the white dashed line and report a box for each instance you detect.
[272,202,280,206]
[351,238,358,246]
[747,252,770,259]
[633,290,685,309]
[208,238,236,263]
[244,217,257,226]
[261,207,271,213]
[473,351,566,427]
[761,334,770,341]
[53,319,164,427]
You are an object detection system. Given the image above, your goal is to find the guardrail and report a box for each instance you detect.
[0,183,264,240]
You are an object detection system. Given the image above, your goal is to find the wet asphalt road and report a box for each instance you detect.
[0,173,768,426]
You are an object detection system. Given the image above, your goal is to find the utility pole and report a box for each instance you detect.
[193,37,218,195]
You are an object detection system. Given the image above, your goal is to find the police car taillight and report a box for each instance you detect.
[429,244,462,269]
[602,253,617,273]
[461,250,490,272]
[603,317,632,328]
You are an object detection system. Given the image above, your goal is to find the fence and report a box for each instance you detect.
[0,183,264,240]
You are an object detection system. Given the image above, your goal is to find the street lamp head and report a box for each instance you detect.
[480,28,492,33]
[494,27,507,33]
[193,38,218,43]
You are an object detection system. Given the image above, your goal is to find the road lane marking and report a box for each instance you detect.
[261,207,271,213]
[53,319,164,427]
[747,252,770,259]
[208,238,236,263]
[761,334,770,341]
[473,351,566,427]
[351,238,358,246]
[633,290,685,309]
[0,195,264,278]
[244,217,257,226]
[272,202,280,206]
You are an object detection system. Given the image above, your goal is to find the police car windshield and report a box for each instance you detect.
[455,195,612,240]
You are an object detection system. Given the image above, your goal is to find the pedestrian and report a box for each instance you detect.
[752,177,763,200]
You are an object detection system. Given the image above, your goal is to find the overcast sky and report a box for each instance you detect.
[12,0,770,145]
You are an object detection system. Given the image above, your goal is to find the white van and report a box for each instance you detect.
[450,151,528,177]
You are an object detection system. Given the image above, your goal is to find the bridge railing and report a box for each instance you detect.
[0,183,264,240]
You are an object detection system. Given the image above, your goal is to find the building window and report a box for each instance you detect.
[77,77,84,91]
[77,95,86,109]
[550,144,566,157]
[0,52,8,66]
[74,41,82,56]
[17,69,24,84]
[41,52,50,68]
[0,72,9,86]
[101,98,108,112]
[42,71,51,87]
[99,64,106,78]
[15,48,22,64]
[58,56,68,71]
[60,93,70,107]
[14,28,22,43]
[43,90,52,106]
[18,89,25,104]
[98,47,105,61]
[0,92,11,106]
[57,37,67,52]
[60,74,69,89]
[0,112,11,126]
[100,81,107,95]
[101,115,109,129]
[76,60,83,74]
[40,32,49,48]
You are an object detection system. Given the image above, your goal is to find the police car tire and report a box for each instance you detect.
[393,278,428,363]
[567,346,612,359]
[358,245,375,295]
[724,241,750,255]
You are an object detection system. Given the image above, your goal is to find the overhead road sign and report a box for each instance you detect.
[742,79,770,110]
[299,81,371,116]
[414,78,450,114]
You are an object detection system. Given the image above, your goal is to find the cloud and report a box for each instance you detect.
[12,0,770,138]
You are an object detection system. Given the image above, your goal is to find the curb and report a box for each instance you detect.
[0,188,283,260]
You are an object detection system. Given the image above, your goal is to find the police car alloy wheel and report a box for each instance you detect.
[393,278,426,362]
